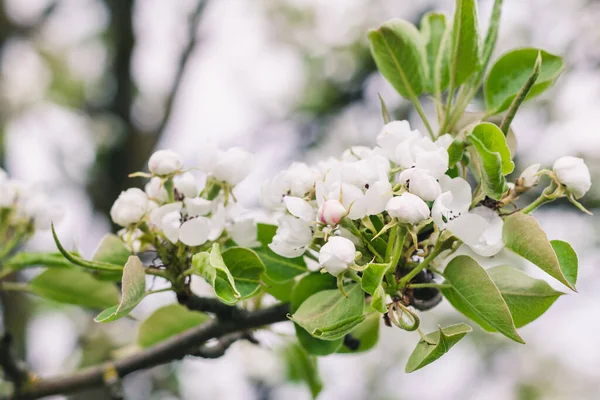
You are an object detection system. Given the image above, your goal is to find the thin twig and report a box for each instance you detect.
[11,303,289,400]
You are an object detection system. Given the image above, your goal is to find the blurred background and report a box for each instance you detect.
[1,0,599,399]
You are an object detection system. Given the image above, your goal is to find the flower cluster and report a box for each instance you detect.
[262,120,593,279]
[110,147,258,253]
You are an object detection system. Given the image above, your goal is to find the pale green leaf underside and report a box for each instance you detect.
[406,323,472,372]
[137,304,210,348]
[442,255,524,343]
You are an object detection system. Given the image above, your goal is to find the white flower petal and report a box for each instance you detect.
[179,217,210,246]
[284,196,315,222]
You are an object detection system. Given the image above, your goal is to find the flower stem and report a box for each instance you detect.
[521,185,556,214]
[407,283,450,289]
[398,239,444,288]
[0,282,32,293]
[411,97,435,139]
[342,219,384,262]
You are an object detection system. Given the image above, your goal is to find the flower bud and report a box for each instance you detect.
[212,147,254,185]
[317,199,347,226]
[386,193,430,224]
[319,236,356,276]
[145,177,168,203]
[110,188,149,227]
[398,168,441,201]
[519,164,540,188]
[553,156,592,199]
[148,149,183,176]
[174,172,200,198]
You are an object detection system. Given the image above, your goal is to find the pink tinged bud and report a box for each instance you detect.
[148,149,183,176]
[317,199,347,226]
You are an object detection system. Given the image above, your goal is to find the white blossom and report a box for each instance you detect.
[179,217,210,246]
[148,149,183,176]
[268,215,313,258]
[318,236,356,276]
[398,168,442,201]
[553,156,592,199]
[386,193,430,224]
[110,188,149,227]
[184,197,212,217]
[376,120,421,163]
[228,218,260,247]
[174,172,200,198]
[212,147,254,185]
[284,196,315,222]
[432,176,504,256]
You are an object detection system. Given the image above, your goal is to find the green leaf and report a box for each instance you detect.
[51,224,124,273]
[220,247,265,300]
[450,0,480,87]
[137,304,210,348]
[95,256,146,323]
[4,252,73,271]
[469,130,507,200]
[92,234,131,266]
[281,342,323,399]
[502,213,576,290]
[29,268,120,309]
[368,19,427,100]
[551,240,578,287]
[338,311,380,354]
[405,323,472,372]
[420,12,450,93]
[468,122,514,174]
[255,223,307,283]
[263,274,295,303]
[292,274,343,355]
[361,263,389,314]
[441,255,524,343]
[192,244,265,305]
[487,265,564,328]
[479,0,503,74]
[485,48,564,113]
[290,284,365,341]
[447,139,465,168]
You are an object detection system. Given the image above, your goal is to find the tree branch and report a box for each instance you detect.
[177,292,243,320]
[0,334,30,395]
[190,331,255,359]
[11,303,290,400]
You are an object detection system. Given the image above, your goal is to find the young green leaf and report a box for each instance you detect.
[95,256,146,323]
[361,263,390,313]
[290,284,365,341]
[468,122,515,174]
[469,133,508,200]
[368,19,427,100]
[502,213,576,291]
[378,93,391,124]
[262,273,295,303]
[4,252,73,271]
[255,223,307,283]
[281,342,323,399]
[51,224,124,273]
[450,0,480,88]
[441,255,524,343]
[29,268,120,309]
[487,265,564,328]
[192,244,263,305]
[291,273,343,355]
[420,12,450,93]
[220,247,266,300]
[485,48,564,113]
[338,311,380,354]
[551,240,578,287]
[137,304,210,348]
[405,323,472,372]
[447,139,466,168]
[479,0,503,75]
[92,234,131,266]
